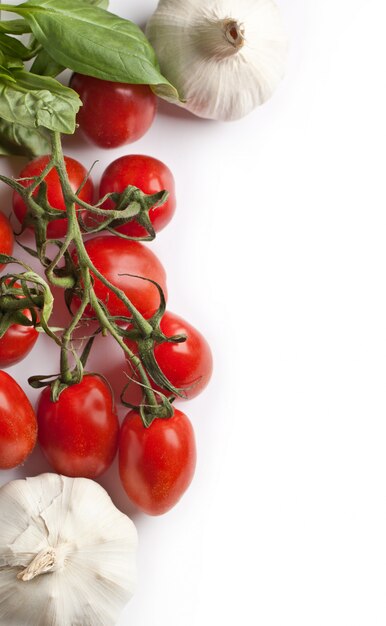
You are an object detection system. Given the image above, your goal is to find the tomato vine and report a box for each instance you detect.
[0,129,189,426]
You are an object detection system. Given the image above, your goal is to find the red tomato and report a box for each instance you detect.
[98,155,176,238]
[0,309,39,368]
[72,235,167,319]
[125,311,213,399]
[119,408,196,515]
[12,155,94,239]
[0,370,37,469]
[37,375,119,479]
[0,212,13,271]
[70,74,157,148]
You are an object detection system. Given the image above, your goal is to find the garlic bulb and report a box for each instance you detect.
[146,0,288,121]
[0,474,137,626]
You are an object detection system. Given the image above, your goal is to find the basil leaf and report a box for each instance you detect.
[84,0,109,7]
[30,49,65,77]
[0,20,31,35]
[0,33,31,60]
[0,117,50,156]
[4,56,25,70]
[0,70,81,133]
[18,0,180,100]
[0,65,17,82]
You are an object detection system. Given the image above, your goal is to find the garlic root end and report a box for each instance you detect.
[17,548,57,582]
[223,19,245,49]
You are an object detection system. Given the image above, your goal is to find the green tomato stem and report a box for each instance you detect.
[49,132,161,409]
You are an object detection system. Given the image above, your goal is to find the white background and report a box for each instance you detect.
[1,0,386,624]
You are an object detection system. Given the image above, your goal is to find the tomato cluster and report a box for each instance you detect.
[0,77,213,517]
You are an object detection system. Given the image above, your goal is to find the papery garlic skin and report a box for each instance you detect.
[0,474,137,626]
[146,0,288,121]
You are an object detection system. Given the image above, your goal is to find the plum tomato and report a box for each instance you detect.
[0,280,39,367]
[125,311,213,399]
[98,155,176,238]
[0,370,37,469]
[37,375,119,479]
[0,212,13,271]
[119,408,196,515]
[0,310,39,368]
[72,235,167,319]
[12,155,94,239]
[70,74,157,148]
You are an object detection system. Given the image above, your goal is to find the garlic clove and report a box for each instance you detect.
[0,474,137,626]
[146,0,288,121]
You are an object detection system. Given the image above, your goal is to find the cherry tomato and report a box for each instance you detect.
[0,212,13,271]
[72,235,167,319]
[13,155,94,239]
[0,370,37,469]
[119,408,196,515]
[125,311,213,399]
[37,375,119,479]
[0,309,39,368]
[99,155,176,238]
[70,74,157,148]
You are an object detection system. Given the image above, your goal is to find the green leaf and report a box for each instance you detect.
[0,117,50,156]
[0,20,31,35]
[0,33,31,60]
[30,48,65,77]
[0,64,16,81]
[0,70,81,133]
[4,56,24,70]
[84,0,109,7]
[18,0,180,100]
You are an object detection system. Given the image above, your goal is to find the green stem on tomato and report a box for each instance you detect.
[50,132,154,336]
[88,290,160,410]
[0,294,44,311]
[59,278,90,384]
[25,160,55,194]
[45,239,75,289]
[49,132,165,413]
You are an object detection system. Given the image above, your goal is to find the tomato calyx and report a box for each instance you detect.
[1,163,65,240]
[119,276,190,420]
[136,335,188,393]
[0,272,44,338]
[0,261,63,348]
[121,327,191,428]
[138,395,175,429]
[82,186,169,242]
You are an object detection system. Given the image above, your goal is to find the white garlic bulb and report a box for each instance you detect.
[146,0,288,121]
[0,474,137,626]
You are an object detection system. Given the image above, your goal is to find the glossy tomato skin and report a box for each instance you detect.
[0,212,14,271]
[125,311,213,399]
[70,74,157,148]
[0,370,37,469]
[0,280,39,367]
[119,409,196,515]
[72,235,167,319]
[12,155,94,239]
[99,155,176,238]
[37,375,119,479]
[0,310,39,367]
